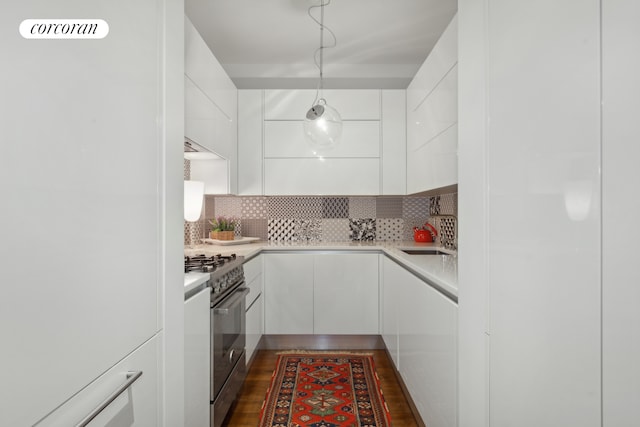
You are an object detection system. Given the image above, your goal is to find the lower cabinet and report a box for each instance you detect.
[37,335,160,427]
[314,253,379,334]
[185,287,212,427]
[264,252,379,335]
[246,294,263,363]
[383,257,458,427]
[245,255,264,363]
[264,253,315,334]
[381,256,400,368]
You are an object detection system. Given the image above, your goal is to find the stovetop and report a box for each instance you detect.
[184,253,241,275]
[184,253,246,304]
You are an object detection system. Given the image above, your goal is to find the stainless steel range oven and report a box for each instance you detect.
[185,254,248,427]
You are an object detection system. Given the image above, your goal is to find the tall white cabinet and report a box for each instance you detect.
[601,1,640,426]
[0,0,183,426]
[458,1,623,426]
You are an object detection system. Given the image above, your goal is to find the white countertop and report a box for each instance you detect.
[184,271,210,295]
[184,240,458,299]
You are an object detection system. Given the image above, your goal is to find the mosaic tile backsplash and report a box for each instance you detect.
[186,193,458,247]
[183,159,457,246]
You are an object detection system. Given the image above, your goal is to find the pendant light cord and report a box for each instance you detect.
[308,0,337,107]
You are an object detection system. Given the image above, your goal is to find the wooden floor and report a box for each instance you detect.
[222,349,420,426]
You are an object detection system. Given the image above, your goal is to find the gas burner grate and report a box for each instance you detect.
[184,253,237,273]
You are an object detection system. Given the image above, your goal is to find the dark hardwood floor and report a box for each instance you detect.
[222,349,421,427]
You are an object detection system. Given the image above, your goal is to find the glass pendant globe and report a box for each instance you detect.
[303,99,343,152]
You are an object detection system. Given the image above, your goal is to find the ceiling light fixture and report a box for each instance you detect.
[303,0,342,152]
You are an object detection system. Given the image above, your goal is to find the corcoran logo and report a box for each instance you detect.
[19,19,109,39]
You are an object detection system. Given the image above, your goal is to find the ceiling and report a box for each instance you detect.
[185,0,457,90]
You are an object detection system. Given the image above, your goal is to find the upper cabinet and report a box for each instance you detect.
[238,89,406,195]
[184,16,238,194]
[406,14,458,194]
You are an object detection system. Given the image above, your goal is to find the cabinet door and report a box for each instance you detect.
[246,294,263,364]
[265,90,380,120]
[185,287,211,427]
[265,158,380,195]
[264,254,314,334]
[398,275,457,427]
[313,254,379,335]
[264,121,380,158]
[1,1,161,425]
[36,335,160,427]
[245,255,263,364]
[406,15,458,194]
[381,257,401,368]
[382,90,407,195]
[185,16,236,119]
[238,90,264,195]
[185,76,234,159]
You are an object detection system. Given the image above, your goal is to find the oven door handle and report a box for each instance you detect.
[213,287,249,315]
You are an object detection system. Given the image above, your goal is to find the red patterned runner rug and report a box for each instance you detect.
[258,352,392,427]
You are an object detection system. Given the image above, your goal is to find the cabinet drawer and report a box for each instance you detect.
[265,89,380,120]
[265,121,380,158]
[246,274,263,309]
[243,255,262,284]
[37,335,159,427]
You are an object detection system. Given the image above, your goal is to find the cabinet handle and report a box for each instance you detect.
[75,370,143,427]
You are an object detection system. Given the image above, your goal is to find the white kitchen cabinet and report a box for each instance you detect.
[265,158,380,196]
[264,253,380,335]
[1,1,169,425]
[238,90,264,195]
[602,2,640,426]
[406,14,458,194]
[264,253,315,334]
[36,335,160,427]
[313,253,379,335]
[458,1,602,426]
[264,121,380,158]
[246,294,264,364]
[245,255,264,363]
[264,89,380,120]
[381,257,401,368]
[381,90,407,195]
[184,16,238,194]
[238,89,406,196]
[185,287,211,427]
[185,15,236,120]
[397,263,458,427]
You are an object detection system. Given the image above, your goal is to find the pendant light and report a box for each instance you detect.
[303,0,342,152]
